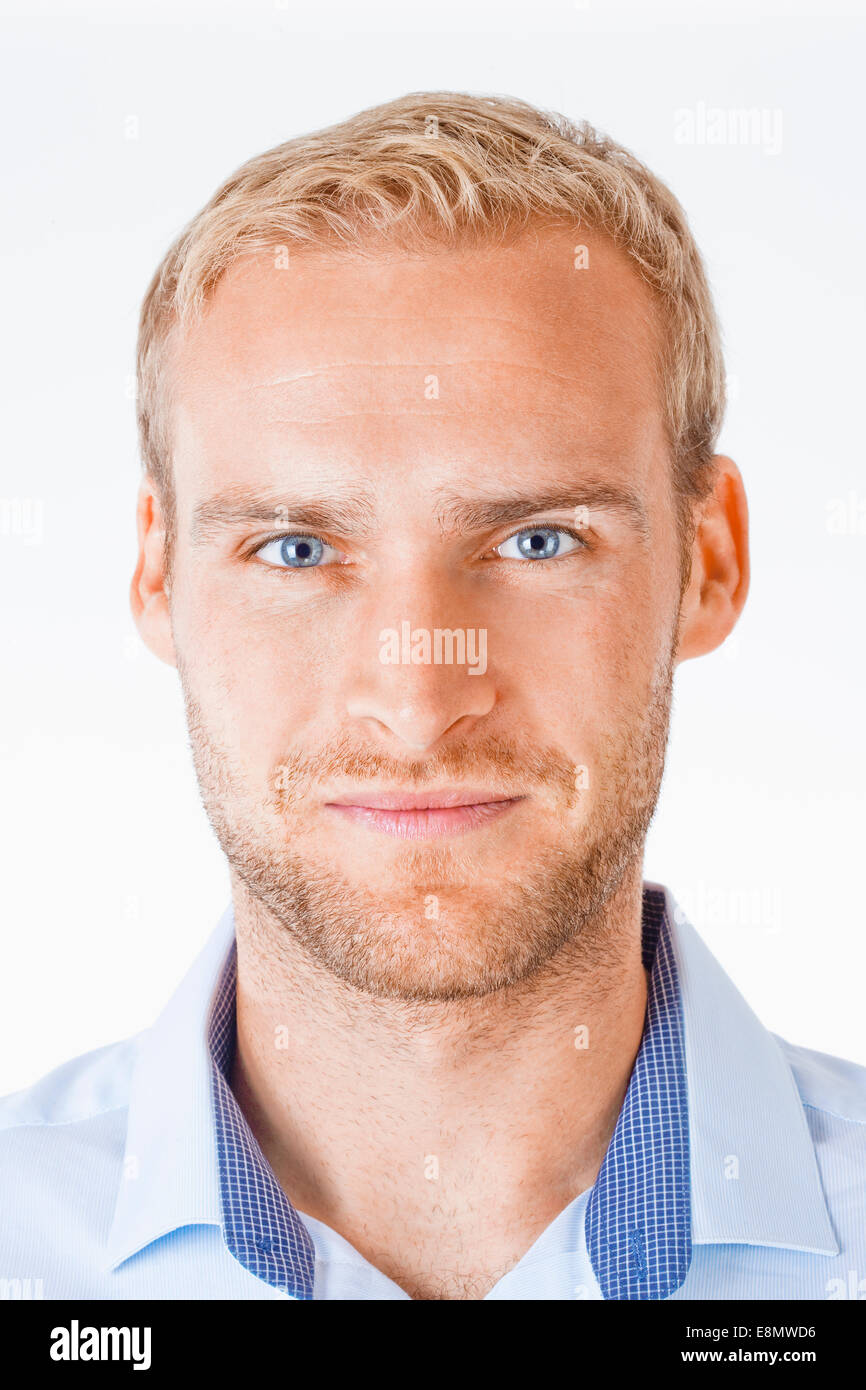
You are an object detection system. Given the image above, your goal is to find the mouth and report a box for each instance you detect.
[323,789,526,839]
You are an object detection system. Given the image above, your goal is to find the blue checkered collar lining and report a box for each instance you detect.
[208,884,689,1300]
[585,886,690,1298]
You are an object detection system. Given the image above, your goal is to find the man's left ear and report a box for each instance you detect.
[676,454,750,663]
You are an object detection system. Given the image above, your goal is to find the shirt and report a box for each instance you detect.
[1,882,864,1300]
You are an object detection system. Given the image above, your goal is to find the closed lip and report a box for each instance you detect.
[324,789,523,810]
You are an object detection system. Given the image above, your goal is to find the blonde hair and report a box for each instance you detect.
[137,90,725,565]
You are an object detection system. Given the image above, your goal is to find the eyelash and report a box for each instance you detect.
[489,522,591,559]
[246,522,593,567]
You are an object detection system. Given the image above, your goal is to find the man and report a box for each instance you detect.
[1,91,864,1302]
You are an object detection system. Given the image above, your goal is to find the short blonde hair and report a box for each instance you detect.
[137,90,725,562]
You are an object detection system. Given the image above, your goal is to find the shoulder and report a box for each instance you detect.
[0,1039,139,1284]
[774,1033,866,1127]
[0,1034,139,1132]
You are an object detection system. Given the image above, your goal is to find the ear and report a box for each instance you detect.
[130,477,177,667]
[676,455,750,663]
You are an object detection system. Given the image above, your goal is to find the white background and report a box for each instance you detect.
[1,0,864,1094]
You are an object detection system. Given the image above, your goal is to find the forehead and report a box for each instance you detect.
[167,225,669,509]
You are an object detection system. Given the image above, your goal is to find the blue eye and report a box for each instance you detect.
[495,526,584,561]
[254,534,342,568]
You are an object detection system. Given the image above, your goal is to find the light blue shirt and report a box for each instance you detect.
[1,882,864,1300]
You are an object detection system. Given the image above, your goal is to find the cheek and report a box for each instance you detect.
[500,580,664,726]
[175,576,335,772]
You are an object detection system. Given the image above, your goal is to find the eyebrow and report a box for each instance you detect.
[189,479,650,546]
[432,482,651,540]
[189,488,378,546]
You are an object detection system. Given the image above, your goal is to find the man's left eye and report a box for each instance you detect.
[254,534,344,568]
[495,527,585,560]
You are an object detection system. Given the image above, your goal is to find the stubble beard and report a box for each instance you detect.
[178,648,675,1003]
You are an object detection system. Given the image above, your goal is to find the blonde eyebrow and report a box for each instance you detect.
[189,479,651,546]
[432,482,650,540]
[189,488,378,546]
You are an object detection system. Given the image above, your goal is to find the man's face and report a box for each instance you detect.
[160,227,685,1000]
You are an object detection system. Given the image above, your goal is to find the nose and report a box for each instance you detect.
[344,613,496,753]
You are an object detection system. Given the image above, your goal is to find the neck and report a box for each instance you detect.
[228,859,649,1299]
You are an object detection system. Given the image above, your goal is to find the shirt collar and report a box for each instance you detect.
[661,880,838,1259]
[103,907,234,1272]
[104,884,838,1289]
